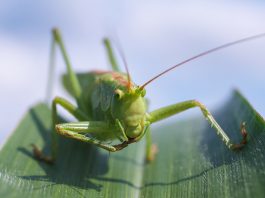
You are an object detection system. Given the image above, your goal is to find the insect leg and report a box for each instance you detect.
[55,121,120,152]
[32,96,89,164]
[145,127,158,162]
[115,119,129,142]
[144,99,158,162]
[148,100,247,150]
[103,38,121,72]
[49,28,84,109]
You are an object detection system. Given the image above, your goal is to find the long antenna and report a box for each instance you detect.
[140,33,265,90]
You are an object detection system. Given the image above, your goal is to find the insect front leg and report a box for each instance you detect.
[55,121,119,152]
[148,100,248,150]
[32,96,88,164]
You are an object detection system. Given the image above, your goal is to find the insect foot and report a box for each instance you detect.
[231,122,248,150]
[113,141,129,151]
[31,144,54,164]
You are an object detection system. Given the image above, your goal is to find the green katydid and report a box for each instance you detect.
[32,28,265,164]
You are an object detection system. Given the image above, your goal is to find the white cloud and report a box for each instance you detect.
[0,33,48,141]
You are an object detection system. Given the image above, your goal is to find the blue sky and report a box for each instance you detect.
[0,1,265,145]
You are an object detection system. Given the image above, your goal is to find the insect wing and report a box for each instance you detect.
[62,72,97,97]
[100,83,113,112]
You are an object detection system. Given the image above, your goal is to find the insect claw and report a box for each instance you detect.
[240,122,248,139]
[31,144,54,164]
[113,141,129,151]
[231,122,248,150]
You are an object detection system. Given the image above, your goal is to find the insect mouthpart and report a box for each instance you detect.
[125,123,143,138]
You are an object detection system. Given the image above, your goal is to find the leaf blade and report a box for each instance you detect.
[141,90,265,197]
[0,90,264,197]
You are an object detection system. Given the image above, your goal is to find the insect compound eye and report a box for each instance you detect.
[114,89,124,100]
[115,93,121,99]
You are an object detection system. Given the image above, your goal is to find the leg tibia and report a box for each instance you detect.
[55,121,121,152]
[56,129,116,152]
[52,28,81,99]
[149,100,247,150]
[191,100,247,149]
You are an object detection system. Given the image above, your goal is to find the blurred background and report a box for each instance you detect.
[0,1,265,146]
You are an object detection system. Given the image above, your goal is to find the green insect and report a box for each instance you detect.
[32,29,265,164]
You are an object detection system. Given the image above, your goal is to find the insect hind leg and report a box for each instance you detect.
[103,38,121,72]
[46,28,82,103]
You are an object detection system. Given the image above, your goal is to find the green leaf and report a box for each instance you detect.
[0,90,264,197]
